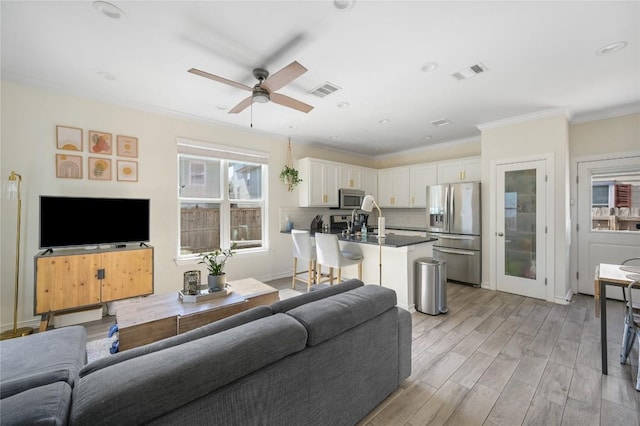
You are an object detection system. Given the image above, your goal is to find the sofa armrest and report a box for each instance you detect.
[396,307,412,383]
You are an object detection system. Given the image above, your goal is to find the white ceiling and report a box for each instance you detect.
[2,1,638,156]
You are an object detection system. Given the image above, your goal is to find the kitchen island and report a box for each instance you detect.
[286,229,436,311]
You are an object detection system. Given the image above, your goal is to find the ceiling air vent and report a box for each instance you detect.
[309,82,341,98]
[451,63,488,81]
[431,118,452,127]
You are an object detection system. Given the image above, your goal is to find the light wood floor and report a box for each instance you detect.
[83,278,640,425]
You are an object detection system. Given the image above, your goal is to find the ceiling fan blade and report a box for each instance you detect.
[262,61,307,92]
[188,68,252,91]
[270,93,313,113]
[228,96,253,114]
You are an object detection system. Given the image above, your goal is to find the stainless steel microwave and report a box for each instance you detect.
[338,188,365,210]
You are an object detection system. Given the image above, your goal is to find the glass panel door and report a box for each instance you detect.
[504,169,537,279]
[496,159,547,300]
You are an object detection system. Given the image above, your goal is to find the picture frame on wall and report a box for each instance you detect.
[56,125,83,151]
[117,135,138,158]
[117,160,138,182]
[88,157,112,181]
[88,130,112,155]
[56,154,83,179]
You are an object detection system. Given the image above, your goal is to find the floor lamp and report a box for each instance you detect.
[1,171,34,340]
[361,194,384,286]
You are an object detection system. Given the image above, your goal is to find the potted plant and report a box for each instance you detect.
[199,244,236,292]
[280,165,302,192]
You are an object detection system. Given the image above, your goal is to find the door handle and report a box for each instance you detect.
[435,247,476,256]
[497,232,504,236]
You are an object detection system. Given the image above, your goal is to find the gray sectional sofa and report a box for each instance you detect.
[0,279,411,425]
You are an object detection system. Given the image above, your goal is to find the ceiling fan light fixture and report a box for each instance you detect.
[252,89,270,103]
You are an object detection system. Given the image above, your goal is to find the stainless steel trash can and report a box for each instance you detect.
[415,257,448,315]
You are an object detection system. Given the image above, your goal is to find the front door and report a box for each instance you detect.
[576,156,640,296]
[496,159,548,299]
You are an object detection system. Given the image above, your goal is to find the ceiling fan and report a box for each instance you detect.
[188,61,314,114]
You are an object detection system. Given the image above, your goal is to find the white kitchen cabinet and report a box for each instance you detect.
[378,168,410,207]
[338,165,362,189]
[437,157,481,183]
[409,163,438,207]
[298,158,339,207]
[361,167,378,198]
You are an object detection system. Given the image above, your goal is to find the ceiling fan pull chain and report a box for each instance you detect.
[250,100,253,128]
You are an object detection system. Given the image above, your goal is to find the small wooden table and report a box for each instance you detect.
[593,263,634,375]
[114,278,279,351]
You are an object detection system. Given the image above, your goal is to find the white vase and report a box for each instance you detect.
[207,274,226,292]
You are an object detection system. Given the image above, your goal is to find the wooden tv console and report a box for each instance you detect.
[34,244,153,331]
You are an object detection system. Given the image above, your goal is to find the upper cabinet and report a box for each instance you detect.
[338,165,362,189]
[361,167,378,198]
[409,163,438,208]
[378,168,411,208]
[298,158,339,207]
[437,156,481,183]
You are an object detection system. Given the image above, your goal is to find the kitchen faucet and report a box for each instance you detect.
[350,208,359,235]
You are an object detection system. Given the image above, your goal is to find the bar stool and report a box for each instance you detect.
[314,233,363,285]
[291,230,316,291]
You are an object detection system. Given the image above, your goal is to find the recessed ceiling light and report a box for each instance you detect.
[378,119,390,124]
[421,62,439,73]
[424,135,432,140]
[334,0,356,11]
[289,125,297,129]
[217,105,227,110]
[597,41,627,55]
[328,136,338,140]
[337,102,350,109]
[93,1,124,19]
[97,71,116,81]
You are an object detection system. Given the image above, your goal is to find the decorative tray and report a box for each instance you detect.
[179,288,230,303]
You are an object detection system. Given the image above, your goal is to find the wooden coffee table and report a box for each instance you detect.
[114,278,279,351]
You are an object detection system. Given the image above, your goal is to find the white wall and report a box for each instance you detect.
[0,81,301,330]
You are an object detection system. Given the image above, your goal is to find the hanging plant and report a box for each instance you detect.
[280,139,302,192]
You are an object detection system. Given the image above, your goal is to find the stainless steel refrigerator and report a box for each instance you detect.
[426,182,481,286]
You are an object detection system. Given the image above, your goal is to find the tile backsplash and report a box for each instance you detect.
[279,207,426,231]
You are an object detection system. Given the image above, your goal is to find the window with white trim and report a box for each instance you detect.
[178,139,268,257]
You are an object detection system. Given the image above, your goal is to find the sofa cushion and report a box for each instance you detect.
[0,381,72,425]
[0,326,86,398]
[70,313,308,426]
[287,285,397,346]
[79,304,273,377]
[270,278,363,313]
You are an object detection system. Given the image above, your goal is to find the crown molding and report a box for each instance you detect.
[476,107,572,131]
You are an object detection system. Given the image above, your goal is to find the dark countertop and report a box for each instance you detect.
[385,225,427,233]
[283,229,435,248]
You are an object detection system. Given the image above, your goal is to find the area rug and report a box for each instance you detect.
[86,336,117,363]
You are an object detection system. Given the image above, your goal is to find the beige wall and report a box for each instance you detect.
[373,138,481,169]
[0,81,300,330]
[570,112,640,157]
[480,113,571,302]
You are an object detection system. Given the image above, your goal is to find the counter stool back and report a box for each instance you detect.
[314,233,363,285]
[291,230,316,291]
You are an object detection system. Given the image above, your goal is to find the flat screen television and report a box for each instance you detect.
[39,196,150,249]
